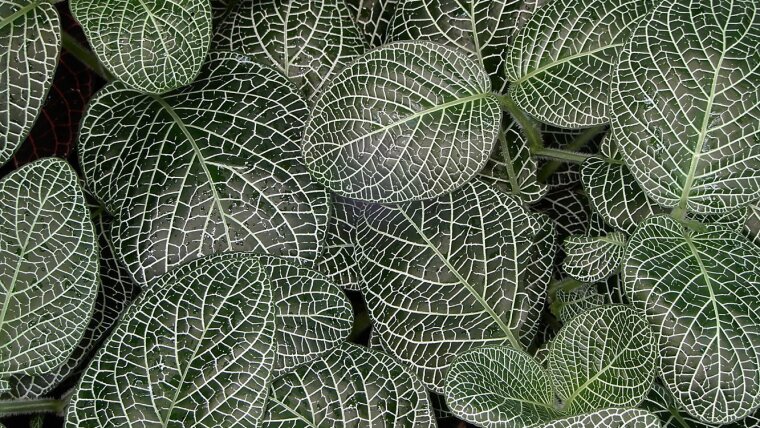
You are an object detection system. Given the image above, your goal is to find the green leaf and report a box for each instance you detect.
[746,203,759,245]
[562,233,626,283]
[624,215,760,423]
[520,212,556,345]
[314,195,364,291]
[610,0,760,214]
[79,53,329,286]
[385,0,523,92]
[444,345,560,428]
[0,158,98,379]
[0,0,60,165]
[532,408,662,428]
[479,118,548,203]
[581,156,667,234]
[303,41,501,203]
[2,213,136,399]
[213,0,368,99]
[67,253,276,427]
[255,255,353,376]
[640,382,714,428]
[70,0,211,94]
[344,0,398,47]
[549,305,656,414]
[505,0,655,128]
[262,342,436,427]
[687,207,750,232]
[534,187,591,238]
[553,283,607,324]
[356,179,540,391]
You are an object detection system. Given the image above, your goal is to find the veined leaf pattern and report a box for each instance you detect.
[562,232,626,283]
[314,194,364,291]
[519,212,556,345]
[530,408,662,428]
[624,215,760,423]
[78,53,329,286]
[303,41,500,203]
[344,0,398,47]
[610,0,760,214]
[553,283,607,324]
[746,203,759,245]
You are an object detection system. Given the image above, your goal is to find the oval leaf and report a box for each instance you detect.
[0,158,98,379]
[562,233,626,283]
[262,342,436,427]
[610,0,760,214]
[303,41,500,203]
[67,253,276,427]
[70,0,211,94]
[79,53,329,286]
[553,283,607,324]
[533,408,662,428]
[624,215,760,423]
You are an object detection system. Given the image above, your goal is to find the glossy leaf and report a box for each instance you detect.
[303,41,500,203]
[314,195,364,291]
[79,53,329,286]
[0,158,98,379]
[610,0,760,214]
[67,253,276,427]
[70,0,212,94]
[562,233,626,283]
[532,408,662,428]
[624,215,760,423]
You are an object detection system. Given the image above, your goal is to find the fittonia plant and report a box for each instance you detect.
[0,0,757,426]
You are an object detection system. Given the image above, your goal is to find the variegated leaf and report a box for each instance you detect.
[562,233,626,283]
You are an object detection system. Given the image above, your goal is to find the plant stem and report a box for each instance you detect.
[496,94,543,151]
[61,31,113,81]
[548,277,583,297]
[537,124,606,182]
[0,398,66,417]
[533,147,593,164]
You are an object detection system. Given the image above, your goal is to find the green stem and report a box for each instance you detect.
[533,147,593,164]
[0,398,66,417]
[61,31,113,81]
[496,94,543,151]
[548,277,583,297]
[537,124,606,182]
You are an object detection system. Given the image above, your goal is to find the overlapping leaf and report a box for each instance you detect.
[534,187,591,238]
[303,41,500,203]
[344,0,398,47]
[262,342,436,427]
[624,215,760,423]
[533,408,662,428]
[610,0,760,214]
[0,158,98,380]
[505,0,655,128]
[70,0,211,94]
[79,53,329,286]
[213,0,368,99]
[562,233,625,283]
[553,283,607,324]
[356,179,539,391]
[0,0,60,166]
[746,203,759,245]
[314,195,364,290]
[519,212,556,345]
[67,253,276,427]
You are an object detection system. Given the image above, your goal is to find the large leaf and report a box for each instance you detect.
[356,179,539,391]
[533,408,662,428]
[610,0,760,214]
[385,0,523,92]
[67,253,276,427]
[444,345,560,428]
[562,233,626,283]
[213,0,368,99]
[303,41,500,203]
[79,53,329,286]
[344,0,398,47]
[262,342,436,427]
[70,0,211,94]
[314,195,364,291]
[0,0,60,165]
[549,305,656,414]
[0,158,98,380]
[624,215,760,423]
[505,0,655,128]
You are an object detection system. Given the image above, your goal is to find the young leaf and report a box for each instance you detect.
[505,0,656,128]
[78,53,329,286]
[314,195,364,290]
[553,283,607,324]
[0,0,60,165]
[344,0,398,47]
[640,382,715,428]
[213,0,368,99]
[303,41,500,203]
[534,187,591,238]
[262,342,436,427]
[444,345,560,428]
[69,0,212,94]
[610,0,760,214]
[67,253,276,427]
[549,305,656,414]
[0,158,98,379]
[562,233,626,283]
[532,408,662,428]
[356,179,539,391]
[624,215,760,423]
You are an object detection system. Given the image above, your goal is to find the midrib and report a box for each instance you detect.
[512,44,622,85]
[0,1,37,32]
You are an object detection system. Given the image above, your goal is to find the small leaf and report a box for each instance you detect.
[687,207,750,232]
[624,215,760,423]
[553,283,607,324]
[549,305,656,414]
[67,253,276,427]
[262,342,436,427]
[314,195,364,291]
[344,0,398,47]
[640,382,714,428]
[303,41,500,203]
[746,203,759,245]
[532,408,662,428]
[70,0,211,94]
[0,0,60,165]
[533,187,591,238]
[0,158,98,379]
[505,0,656,127]
[444,345,560,428]
[610,0,760,214]
[562,233,626,283]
